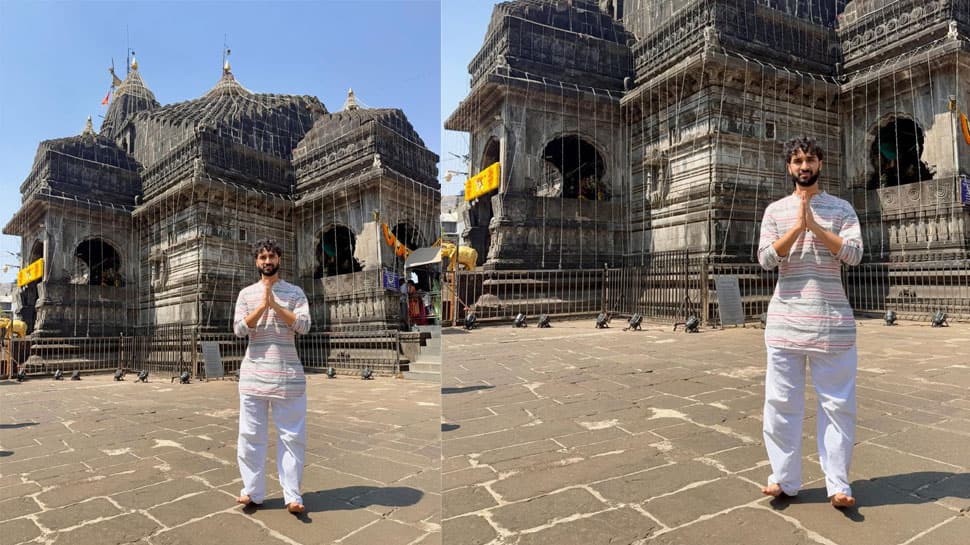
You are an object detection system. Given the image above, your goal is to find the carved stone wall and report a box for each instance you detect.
[625,53,842,261]
[839,0,969,72]
[132,180,294,331]
[461,78,628,269]
[22,201,136,337]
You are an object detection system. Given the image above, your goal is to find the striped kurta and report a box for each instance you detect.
[233,279,311,398]
[758,192,863,353]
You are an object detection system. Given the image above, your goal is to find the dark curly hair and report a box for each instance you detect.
[251,238,283,259]
[783,136,824,163]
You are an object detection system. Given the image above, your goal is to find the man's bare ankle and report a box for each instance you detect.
[762,483,783,497]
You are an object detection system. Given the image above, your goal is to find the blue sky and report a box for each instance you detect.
[0,0,441,283]
[440,0,500,197]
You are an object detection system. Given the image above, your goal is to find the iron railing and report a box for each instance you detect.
[607,252,706,321]
[449,268,606,323]
[446,252,969,326]
[7,325,401,378]
[844,260,970,320]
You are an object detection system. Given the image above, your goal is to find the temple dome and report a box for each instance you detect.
[129,64,324,162]
[40,119,139,172]
[295,104,425,157]
[21,117,141,206]
[100,55,161,140]
[470,0,633,91]
[293,89,438,190]
[204,64,254,98]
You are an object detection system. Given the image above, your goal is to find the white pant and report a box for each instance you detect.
[763,344,857,497]
[237,393,307,505]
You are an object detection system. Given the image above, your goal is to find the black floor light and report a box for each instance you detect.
[361,367,374,380]
[136,370,149,382]
[464,312,477,330]
[70,370,81,380]
[513,313,527,328]
[884,310,897,326]
[326,366,337,379]
[931,311,948,327]
[595,312,610,329]
[674,315,700,333]
[537,314,551,328]
[53,369,63,380]
[114,369,125,381]
[685,315,700,333]
[624,313,642,331]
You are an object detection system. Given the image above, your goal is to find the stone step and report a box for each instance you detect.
[402,370,440,382]
[408,361,440,373]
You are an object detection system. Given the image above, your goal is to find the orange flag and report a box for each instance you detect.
[101,89,111,105]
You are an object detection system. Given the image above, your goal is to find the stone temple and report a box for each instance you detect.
[4,55,440,337]
[445,0,970,318]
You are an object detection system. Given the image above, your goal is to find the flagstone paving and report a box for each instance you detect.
[442,318,970,545]
[0,373,439,545]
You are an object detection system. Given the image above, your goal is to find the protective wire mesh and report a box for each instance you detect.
[6,56,440,376]
[443,0,968,325]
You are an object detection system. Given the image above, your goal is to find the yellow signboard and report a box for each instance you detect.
[464,162,500,202]
[17,258,43,287]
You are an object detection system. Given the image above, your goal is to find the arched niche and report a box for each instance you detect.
[28,240,43,263]
[314,225,362,278]
[868,116,934,190]
[74,238,123,287]
[481,137,500,168]
[541,135,609,200]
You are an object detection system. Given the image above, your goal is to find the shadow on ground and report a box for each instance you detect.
[0,422,38,429]
[769,471,970,522]
[247,486,425,524]
[442,385,494,395]
[305,486,423,512]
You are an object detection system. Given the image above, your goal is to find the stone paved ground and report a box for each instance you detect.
[442,318,970,545]
[0,373,440,545]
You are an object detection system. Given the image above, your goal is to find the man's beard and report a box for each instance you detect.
[792,171,820,188]
[258,264,279,277]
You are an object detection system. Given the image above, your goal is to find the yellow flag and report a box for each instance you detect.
[465,162,500,202]
[17,258,43,287]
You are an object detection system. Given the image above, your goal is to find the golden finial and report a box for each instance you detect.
[223,47,231,74]
[82,116,95,136]
[343,88,359,111]
[131,52,138,71]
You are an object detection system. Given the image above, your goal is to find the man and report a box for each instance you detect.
[757,136,863,509]
[233,238,311,514]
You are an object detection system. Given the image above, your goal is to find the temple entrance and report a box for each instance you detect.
[869,117,933,189]
[466,138,500,266]
[314,226,362,278]
[75,239,123,287]
[541,135,608,200]
[19,241,43,334]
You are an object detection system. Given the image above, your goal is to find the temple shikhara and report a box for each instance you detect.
[5,53,440,343]
[446,0,970,321]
